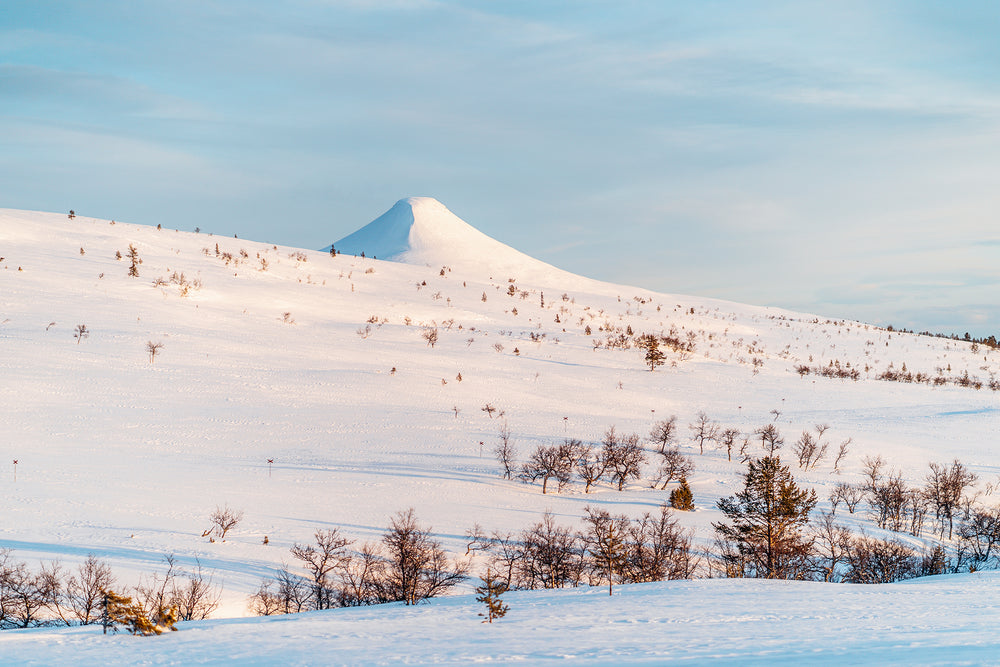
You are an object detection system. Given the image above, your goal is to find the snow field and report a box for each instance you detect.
[1,200,998,662]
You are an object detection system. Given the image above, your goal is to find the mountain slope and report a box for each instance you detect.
[0,203,998,647]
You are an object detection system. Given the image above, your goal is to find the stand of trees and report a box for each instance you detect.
[510,422,700,496]
[0,552,217,631]
[250,509,468,614]
[466,504,697,594]
[712,451,1000,584]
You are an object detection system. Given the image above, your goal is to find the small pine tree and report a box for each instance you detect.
[102,589,178,636]
[670,477,695,511]
[640,334,665,371]
[714,456,817,579]
[475,569,509,623]
[127,244,141,278]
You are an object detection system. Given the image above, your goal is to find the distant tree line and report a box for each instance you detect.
[884,325,999,352]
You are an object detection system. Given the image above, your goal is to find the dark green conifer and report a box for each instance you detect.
[475,568,509,623]
[713,456,817,579]
[670,477,695,511]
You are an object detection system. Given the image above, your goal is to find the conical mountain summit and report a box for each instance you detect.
[328,197,589,288]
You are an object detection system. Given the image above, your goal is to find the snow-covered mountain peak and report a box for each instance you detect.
[330,197,589,287]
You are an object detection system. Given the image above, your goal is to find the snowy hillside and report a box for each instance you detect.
[1,202,999,662]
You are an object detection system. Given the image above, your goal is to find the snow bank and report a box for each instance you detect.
[3,574,999,665]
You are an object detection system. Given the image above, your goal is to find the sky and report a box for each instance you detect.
[2,1,999,337]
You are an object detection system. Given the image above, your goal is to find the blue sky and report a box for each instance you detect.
[3,1,999,336]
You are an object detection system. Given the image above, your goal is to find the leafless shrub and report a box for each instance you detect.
[833,438,851,473]
[926,460,978,539]
[65,554,115,625]
[867,470,910,532]
[957,506,1000,571]
[689,412,718,455]
[274,567,311,614]
[812,511,852,582]
[625,504,698,581]
[574,441,607,493]
[290,529,352,610]
[132,554,180,621]
[861,455,885,492]
[842,533,918,584]
[494,422,517,480]
[717,427,740,462]
[516,512,585,590]
[602,427,646,491]
[337,543,388,607]
[754,423,784,455]
[380,508,468,605]
[248,580,283,616]
[521,442,575,494]
[652,447,694,490]
[172,560,221,621]
[792,428,828,470]
[482,506,696,593]
[0,550,50,628]
[649,417,677,455]
[206,505,244,541]
[421,327,439,348]
[830,482,863,514]
[146,341,164,364]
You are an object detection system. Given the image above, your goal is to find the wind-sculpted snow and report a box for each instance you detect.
[0,202,998,661]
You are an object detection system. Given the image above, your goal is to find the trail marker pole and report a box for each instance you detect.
[267,458,273,478]
[12,459,17,483]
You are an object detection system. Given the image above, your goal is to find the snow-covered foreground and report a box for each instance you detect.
[1,199,999,661]
[3,573,1000,665]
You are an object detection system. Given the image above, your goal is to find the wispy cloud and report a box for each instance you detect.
[1,2,999,334]
[0,64,215,122]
